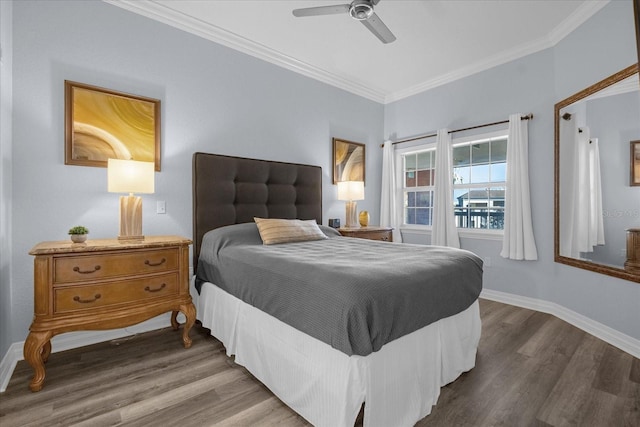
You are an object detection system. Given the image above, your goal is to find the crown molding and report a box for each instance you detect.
[105,0,609,105]
[385,35,552,104]
[103,0,387,103]
[385,0,611,103]
[547,0,610,46]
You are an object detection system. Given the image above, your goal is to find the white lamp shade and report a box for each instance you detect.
[337,181,364,201]
[108,159,155,194]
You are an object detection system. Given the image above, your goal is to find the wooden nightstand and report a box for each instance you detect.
[25,235,195,392]
[338,226,393,242]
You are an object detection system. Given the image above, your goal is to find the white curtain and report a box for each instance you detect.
[380,140,401,242]
[432,129,460,248]
[559,117,578,257]
[568,128,605,257]
[588,138,605,249]
[501,114,538,260]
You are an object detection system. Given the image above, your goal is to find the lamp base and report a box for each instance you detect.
[344,200,360,228]
[118,195,145,241]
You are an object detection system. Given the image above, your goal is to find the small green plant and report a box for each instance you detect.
[68,226,89,235]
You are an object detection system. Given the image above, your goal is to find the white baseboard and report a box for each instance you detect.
[480,289,640,359]
[0,314,172,392]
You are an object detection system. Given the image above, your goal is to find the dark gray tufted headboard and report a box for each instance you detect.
[192,152,323,268]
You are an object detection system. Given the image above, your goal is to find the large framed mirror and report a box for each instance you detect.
[554,63,640,283]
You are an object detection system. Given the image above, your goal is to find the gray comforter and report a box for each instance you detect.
[195,223,483,356]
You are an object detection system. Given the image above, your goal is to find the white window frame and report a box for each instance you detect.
[395,129,507,241]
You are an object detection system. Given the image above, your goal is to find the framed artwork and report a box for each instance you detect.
[332,138,365,184]
[65,80,161,170]
[631,140,640,186]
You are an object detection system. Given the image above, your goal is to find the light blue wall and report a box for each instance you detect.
[0,0,14,359]
[385,1,640,340]
[5,0,384,354]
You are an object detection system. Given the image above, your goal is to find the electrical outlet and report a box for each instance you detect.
[156,200,166,214]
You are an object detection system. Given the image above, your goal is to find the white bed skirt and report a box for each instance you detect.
[193,280,481,427]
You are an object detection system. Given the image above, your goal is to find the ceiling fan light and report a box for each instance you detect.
[349,3,373,21]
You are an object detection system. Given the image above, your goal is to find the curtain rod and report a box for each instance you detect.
[381,113,533,147]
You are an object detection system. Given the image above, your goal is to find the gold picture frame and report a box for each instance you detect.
[64,80,161,170]
[631,140,640,186]
[332,138,365,184]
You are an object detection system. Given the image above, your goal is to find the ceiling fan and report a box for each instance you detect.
[292,0,396,44]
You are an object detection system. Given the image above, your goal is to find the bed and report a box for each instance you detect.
[192,152,483,427]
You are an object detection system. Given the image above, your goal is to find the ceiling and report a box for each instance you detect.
[106,0,609,104]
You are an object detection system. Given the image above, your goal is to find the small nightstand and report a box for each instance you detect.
[338,226,393,242]
[25,235,195,392]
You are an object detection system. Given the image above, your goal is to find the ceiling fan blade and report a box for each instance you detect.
[292,4,350,17]
[361,12,396,44]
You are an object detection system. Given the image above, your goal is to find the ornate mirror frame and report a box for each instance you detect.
[635,0,640,65]
[554,63,640,283]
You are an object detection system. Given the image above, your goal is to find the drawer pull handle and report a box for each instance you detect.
[145,258,166,267]
[73,265,101,274]
[73,294,101,304]
[144,283,167,293]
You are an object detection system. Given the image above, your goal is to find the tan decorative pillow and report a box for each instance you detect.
[254,218,328,245]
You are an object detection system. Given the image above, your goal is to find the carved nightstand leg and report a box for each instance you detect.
[179,303,196,349]
[24,331,53,392]
[41,340,52,363]
[170,310,179,331]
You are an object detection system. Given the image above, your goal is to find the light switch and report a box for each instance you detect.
[156,200,166,214]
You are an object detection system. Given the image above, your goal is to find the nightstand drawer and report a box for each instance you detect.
[54,272,179,313]
[338,226,393,242]
[360,231,392,241]
[54,249,178,284]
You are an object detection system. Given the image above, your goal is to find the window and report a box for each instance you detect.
[399,131,508,232]
[403,150,435,226]
[452,135,507,230]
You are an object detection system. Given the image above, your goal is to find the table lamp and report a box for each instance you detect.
[337,181,364,228]
[108,159,155,240]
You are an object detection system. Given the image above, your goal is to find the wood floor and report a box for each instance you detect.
[1,299,638,426]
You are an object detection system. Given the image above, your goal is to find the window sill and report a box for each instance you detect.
[400,226,503,242]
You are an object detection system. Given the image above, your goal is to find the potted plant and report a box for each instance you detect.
[68,226,89,243]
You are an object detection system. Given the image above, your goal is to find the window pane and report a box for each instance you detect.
[417,169,432,186]
[490,162,506,182]
[417,151,431,169]
[470,164,490,183]
[485,186,504,229]
[405,171,416,187]
[453,188,468,207]
[416,191,431,207]
[488,187,505,205]
[467,188,489,207]
[405,154,416,171]
[453,145,470,167]
[491,138,507,162]
[454,207,469,228]
[454,166,469,184]
[406,191,416,207]
[471,143,490,164]
[406,208,417,224]
[416,208,431,225]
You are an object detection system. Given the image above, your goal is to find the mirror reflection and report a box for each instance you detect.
[555,64,640,282]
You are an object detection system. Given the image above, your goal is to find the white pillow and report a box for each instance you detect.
[254,217,328,245]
